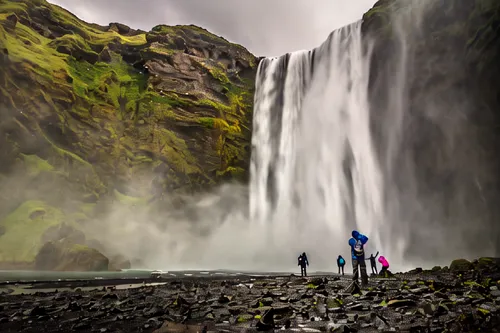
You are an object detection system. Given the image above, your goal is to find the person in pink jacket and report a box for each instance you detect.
[378,256,390,275]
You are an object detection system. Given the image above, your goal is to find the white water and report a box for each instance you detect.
[250,21,387,268]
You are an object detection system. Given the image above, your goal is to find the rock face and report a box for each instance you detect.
[34,239,109,271]
[0,0,257,265]
[362,0,500,259]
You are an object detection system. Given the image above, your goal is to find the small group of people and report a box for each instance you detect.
[297,230,390,287]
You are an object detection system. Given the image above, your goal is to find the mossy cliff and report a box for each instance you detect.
[0,0,257,265]
[362,0,500,257]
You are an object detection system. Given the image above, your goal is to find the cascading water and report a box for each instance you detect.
[249,21,386,269]
[83,1,500,272]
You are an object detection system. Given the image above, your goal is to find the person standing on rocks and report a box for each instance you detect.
[378,255,390,277]
[348,230,369,287]
[297,252,309,277]
[366,251,379,275]
[337,255,346,275]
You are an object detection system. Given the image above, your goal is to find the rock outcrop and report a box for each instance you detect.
[362,0,500,259]
[0,0,257,265]
[34,239,109,271]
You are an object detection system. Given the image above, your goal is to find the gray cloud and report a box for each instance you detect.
[48,0,377,57]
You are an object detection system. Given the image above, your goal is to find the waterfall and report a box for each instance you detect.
[250,21,386,264]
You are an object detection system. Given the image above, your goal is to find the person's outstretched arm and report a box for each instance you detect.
[375,251,379,258]
[359,233,369,244]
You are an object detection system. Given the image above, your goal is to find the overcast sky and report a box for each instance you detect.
[47,0,377,57]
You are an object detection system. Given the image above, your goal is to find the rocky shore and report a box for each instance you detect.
[0,258,499,332]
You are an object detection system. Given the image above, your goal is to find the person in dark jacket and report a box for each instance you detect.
[348,230,369,286]
[366,251,379,275]
[297,252,309,277]
[337,255,346,275]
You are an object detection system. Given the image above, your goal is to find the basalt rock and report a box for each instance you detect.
[34,239,109,271]
[0,262,499,332]
[449,259,473,272]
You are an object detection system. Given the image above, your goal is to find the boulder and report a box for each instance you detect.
[474,257,500,272]
[34,239,109,271]
[41,223,86,244]
[450,259,473,272]
[109,254,131,271]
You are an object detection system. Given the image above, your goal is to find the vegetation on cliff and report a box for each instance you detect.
[0,0,257,265]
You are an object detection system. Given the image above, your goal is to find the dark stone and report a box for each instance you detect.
[98,47,112,62]
[34,239,109,271]
[4,14,18,29]
[256,308,275,331]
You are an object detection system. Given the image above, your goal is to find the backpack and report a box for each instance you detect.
[339,258,345,265]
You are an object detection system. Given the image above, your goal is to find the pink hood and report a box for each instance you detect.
[378,256,389,267]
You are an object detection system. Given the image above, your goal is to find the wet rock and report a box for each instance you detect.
[101,292,119,300]
[23,305,46,317]
[256,308,275,331]
[35,239,109,272]
[450,259,473,272]
[387,299,417,308]
[260,297,273,306]
[408,268,423,274]
[330,324,357,332]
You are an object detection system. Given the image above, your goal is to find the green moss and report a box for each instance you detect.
[236,314,253,323]
[464,281,482,288]
[22,154,54,176]
[216,166,245,179]
[327,298,343,308]
[478,307,490,315]
[0,0,256,228]
[113,189,149,206]
[69,243,93,253]
[205,63,230,84]
[199,117,215,128]
[1,22,67,80]
[0,201,65,261]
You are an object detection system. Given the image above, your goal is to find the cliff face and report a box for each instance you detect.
[0,0,257,264]
[363,0,500,258]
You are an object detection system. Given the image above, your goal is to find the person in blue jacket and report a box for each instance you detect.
[348,230,369,286]
[337,255,346,275]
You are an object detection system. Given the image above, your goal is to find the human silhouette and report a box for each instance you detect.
[366,251,379,275]
[378,255,390,277]
[348,230,369,287]
[337,255,346,275]
[297,252,309,277]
